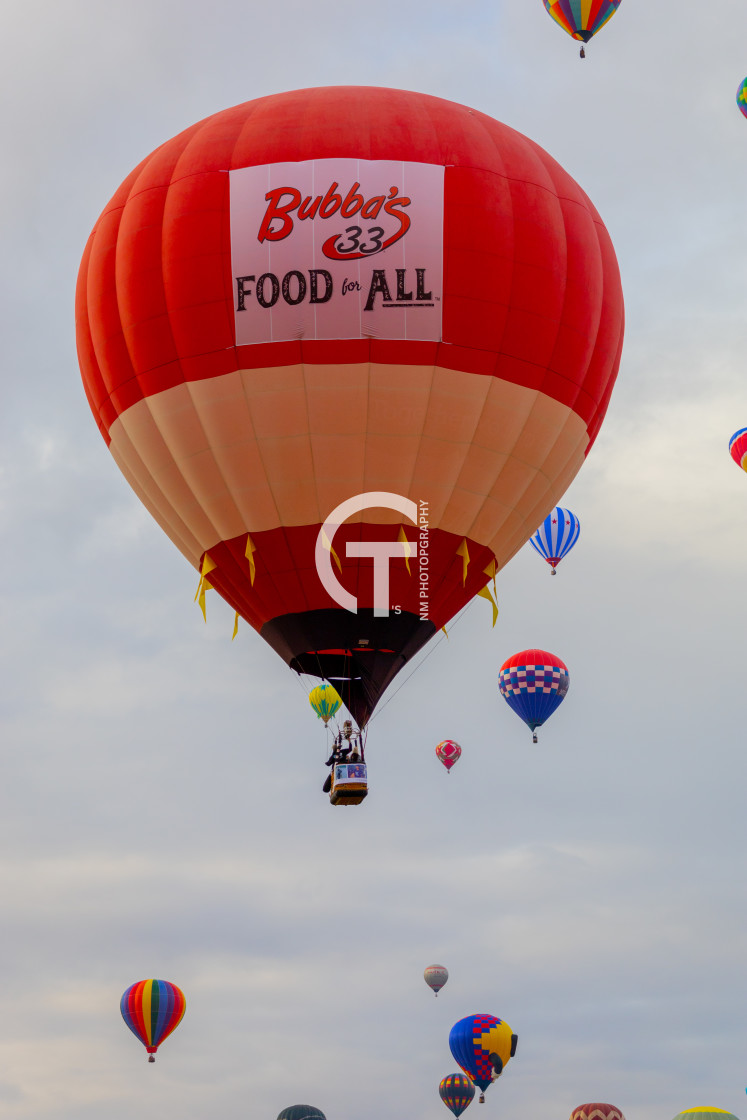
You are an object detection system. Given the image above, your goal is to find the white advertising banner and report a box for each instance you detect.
[229,158,444,345]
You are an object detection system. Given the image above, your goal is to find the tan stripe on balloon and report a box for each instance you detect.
[108,362,589,573]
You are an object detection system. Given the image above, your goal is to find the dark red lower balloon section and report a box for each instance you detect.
[203,522,496,724]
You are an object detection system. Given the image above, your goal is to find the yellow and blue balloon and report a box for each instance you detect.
[309,683,342,726]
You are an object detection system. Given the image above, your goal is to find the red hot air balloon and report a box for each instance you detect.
[76,87,624,729]
[436,740,462,771]
[570,1105,626,1120]
[729,428,747,473]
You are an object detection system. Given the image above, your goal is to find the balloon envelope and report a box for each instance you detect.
[542,0,622,43]
[309,683,342,725]
[570,1105,627,1120]
[120,979,186,1057]
[277,1108,327,1120]
[440,1074,476,1118]
[435,740,462,771]
[424,964,449,994]
[448,1013,515,1093]
[738,79,747,119]
[529,506,580,572]
[499,649,569,732]
[671,1111,740,1120]
[76,86,623,727]
[729,428,747,472]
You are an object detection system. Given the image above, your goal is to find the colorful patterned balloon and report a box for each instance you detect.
[570,1104,627,1120]
[435,740,462,772]
[542,0,622,55]
[498,650,569,736]
[309,683,342,725]
[120,979,186,1061]
[448,1013,517,1098]
[440,1074,476,1118]
[424,964,449,994]
[729,428,747,472]
[737,79,747,119]
[529,507,580,574]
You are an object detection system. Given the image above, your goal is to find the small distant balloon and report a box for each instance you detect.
[729,428,747,472]
[738,79,747,119]
[542,0,622,57]
[120,979,186,1062]
[424,965,449,995]
[671,1111,740,1120]
[436,740,462,772]
[440,1074,476,1118]
[529,506,580,574]
[498,650,569,740]
[309,683,342,726]
[570,1105,627,1120]
[277,1107,327,1120]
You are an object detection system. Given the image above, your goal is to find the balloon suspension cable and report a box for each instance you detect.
[367,603,472,725]
[294,667,365,765]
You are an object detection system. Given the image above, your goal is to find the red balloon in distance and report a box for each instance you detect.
[570,1106,627,1120]
[76,87,624,727]
[436,740,462,771]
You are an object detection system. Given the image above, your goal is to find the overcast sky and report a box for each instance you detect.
[1,2,747,1119]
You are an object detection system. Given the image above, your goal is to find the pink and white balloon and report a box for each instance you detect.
[424,965,449,995]
[435,740,462,772]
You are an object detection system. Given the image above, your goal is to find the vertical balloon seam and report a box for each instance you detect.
[547,179,606,420]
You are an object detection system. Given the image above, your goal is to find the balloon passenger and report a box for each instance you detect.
[322,720,364,793]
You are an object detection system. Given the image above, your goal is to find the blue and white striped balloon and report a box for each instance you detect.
[529,507,580,574]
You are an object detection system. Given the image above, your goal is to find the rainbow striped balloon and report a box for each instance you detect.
[542,0,622,51]
[120,979,186,1061]
[729,428,747,472]
[737,78,747,119]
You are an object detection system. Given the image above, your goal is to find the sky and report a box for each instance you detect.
[1,1,747,1118]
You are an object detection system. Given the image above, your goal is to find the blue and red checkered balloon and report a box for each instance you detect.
[499,649,569,734]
